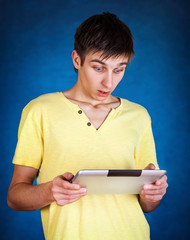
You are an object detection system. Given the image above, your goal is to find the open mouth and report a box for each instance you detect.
[98,90,110,97]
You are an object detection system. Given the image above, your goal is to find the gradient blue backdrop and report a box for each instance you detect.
[1,0,189,239]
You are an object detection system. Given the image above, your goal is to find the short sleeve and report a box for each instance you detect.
[135,115,159,170]
[13,102,43,169]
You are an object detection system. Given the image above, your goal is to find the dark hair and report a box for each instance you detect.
[74,12,135,71]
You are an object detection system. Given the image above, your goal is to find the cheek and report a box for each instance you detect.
[84,70,98,88]
[81,69,92,83]
[113,75,123,87]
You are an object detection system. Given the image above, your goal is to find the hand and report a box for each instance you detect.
[51,172,87,206]
[140,163,168,203]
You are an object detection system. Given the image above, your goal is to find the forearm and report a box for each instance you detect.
[138,195,160,213]
[7,181,54,211]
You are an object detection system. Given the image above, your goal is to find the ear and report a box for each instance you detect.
[72,50,81,70]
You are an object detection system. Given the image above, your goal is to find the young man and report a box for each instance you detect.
[7,12,168,240]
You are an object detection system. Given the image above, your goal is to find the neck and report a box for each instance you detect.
[63,84,115,107]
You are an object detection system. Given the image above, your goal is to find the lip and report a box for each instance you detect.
[97,90,111,97]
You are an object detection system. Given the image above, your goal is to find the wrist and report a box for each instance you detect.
[47,181,55,203]
[138,194,160,213]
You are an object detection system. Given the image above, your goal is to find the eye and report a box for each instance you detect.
[114,68,123,73]
[94,66,104,72]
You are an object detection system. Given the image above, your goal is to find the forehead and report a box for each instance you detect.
[84,51,129,66]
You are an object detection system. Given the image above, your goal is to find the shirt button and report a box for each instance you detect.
[78,110,82,114]
[87,122,91,126]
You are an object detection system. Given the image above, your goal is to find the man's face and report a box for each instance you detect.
[74,51,128,102]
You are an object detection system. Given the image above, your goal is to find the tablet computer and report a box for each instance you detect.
[71,169,166,194]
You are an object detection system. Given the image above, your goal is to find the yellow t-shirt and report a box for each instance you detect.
[13,92,159,240]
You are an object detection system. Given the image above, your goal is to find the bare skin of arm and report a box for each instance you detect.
[138,163,168,213]
[8,164,167,213]
[7,165,87,211]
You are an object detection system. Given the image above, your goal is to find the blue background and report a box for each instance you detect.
[1,0,189,239]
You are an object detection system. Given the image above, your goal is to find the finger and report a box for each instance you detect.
[62,187,87,195]
[54,192,86,201]
[52,186,87,195]
[155,175,167,186]
[68,197,83,203]
[53,174,76,187]
[56,197,81,206]
[53,177,80,191]
[61,179,81,190]
[140,194,163,202]
[141,188,166,196]
[143,184,161,190]
[62,172,74,181]
[62,192,87,200]
[144,163,155,170]
[143,182,168,190]
[141,183,168,196]
[54,192,87,204]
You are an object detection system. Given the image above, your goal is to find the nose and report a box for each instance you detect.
[102,73,113,89]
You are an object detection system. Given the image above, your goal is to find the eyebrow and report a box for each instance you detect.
[89,59,128,66]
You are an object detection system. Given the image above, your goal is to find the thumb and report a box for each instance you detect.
[144,163,155,170]
[62,172,74,181]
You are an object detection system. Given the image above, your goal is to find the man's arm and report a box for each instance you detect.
[7,165,87,211]
[138,163,168,213]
